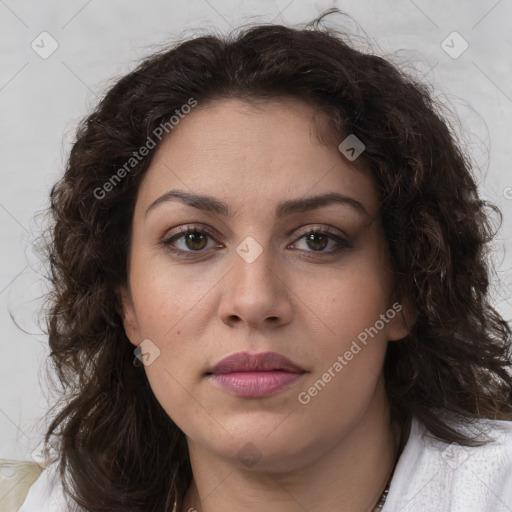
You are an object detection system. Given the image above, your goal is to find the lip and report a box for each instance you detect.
[207,351,304,374]
[206,351,306,398]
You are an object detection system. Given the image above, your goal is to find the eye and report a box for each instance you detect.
[161,226,222,256]
[290,227,350,254]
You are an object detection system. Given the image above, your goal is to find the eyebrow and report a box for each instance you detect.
[144,189,369,219]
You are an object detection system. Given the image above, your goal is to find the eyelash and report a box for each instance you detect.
[160,224,351,259]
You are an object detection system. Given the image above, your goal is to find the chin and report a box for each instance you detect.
[201,420,322,473]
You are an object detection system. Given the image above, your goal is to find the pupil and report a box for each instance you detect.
[186,232,207,250]
[307,233,327,251]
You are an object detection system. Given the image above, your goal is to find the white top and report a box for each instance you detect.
[18,416,512,511]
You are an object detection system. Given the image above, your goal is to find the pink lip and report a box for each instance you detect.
[206,351,306,398]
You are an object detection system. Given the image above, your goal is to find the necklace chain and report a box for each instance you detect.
[372,482,390,511]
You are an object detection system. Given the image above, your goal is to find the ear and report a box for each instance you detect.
[116,285,140,347]
[386,296,417,342]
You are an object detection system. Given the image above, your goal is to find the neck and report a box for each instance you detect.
[181,384,402,512]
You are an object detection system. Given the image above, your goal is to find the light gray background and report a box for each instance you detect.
[1,0,511,462]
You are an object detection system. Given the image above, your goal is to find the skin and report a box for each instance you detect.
[120,97,415,512]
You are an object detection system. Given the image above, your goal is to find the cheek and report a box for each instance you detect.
[294,267,392,435]
[303,255,392,354]
[298,289,389,415]
[126,264,213,415]
[128,248,217,340]
[298,249,393,399]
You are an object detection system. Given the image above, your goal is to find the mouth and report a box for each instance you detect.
[205,351,306,398]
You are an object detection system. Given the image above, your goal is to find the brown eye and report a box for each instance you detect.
[161,227,220,255]
[182,231,208,251]
[304,232,329,251]
[291,228,349,254]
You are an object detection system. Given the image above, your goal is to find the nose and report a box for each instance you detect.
[217,243,293,330]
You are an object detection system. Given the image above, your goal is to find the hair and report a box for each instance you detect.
[37,9,512,512]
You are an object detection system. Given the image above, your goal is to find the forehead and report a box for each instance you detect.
[135,97,379,218]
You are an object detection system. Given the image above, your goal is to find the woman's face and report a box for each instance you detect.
[120,97,411,472]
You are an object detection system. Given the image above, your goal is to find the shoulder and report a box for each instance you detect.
[0,458,68,512]
[383,415,512,512]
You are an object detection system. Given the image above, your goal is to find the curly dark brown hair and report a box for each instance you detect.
[37,9,512,512]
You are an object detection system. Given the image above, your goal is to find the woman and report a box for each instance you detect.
[14,9,512,512]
